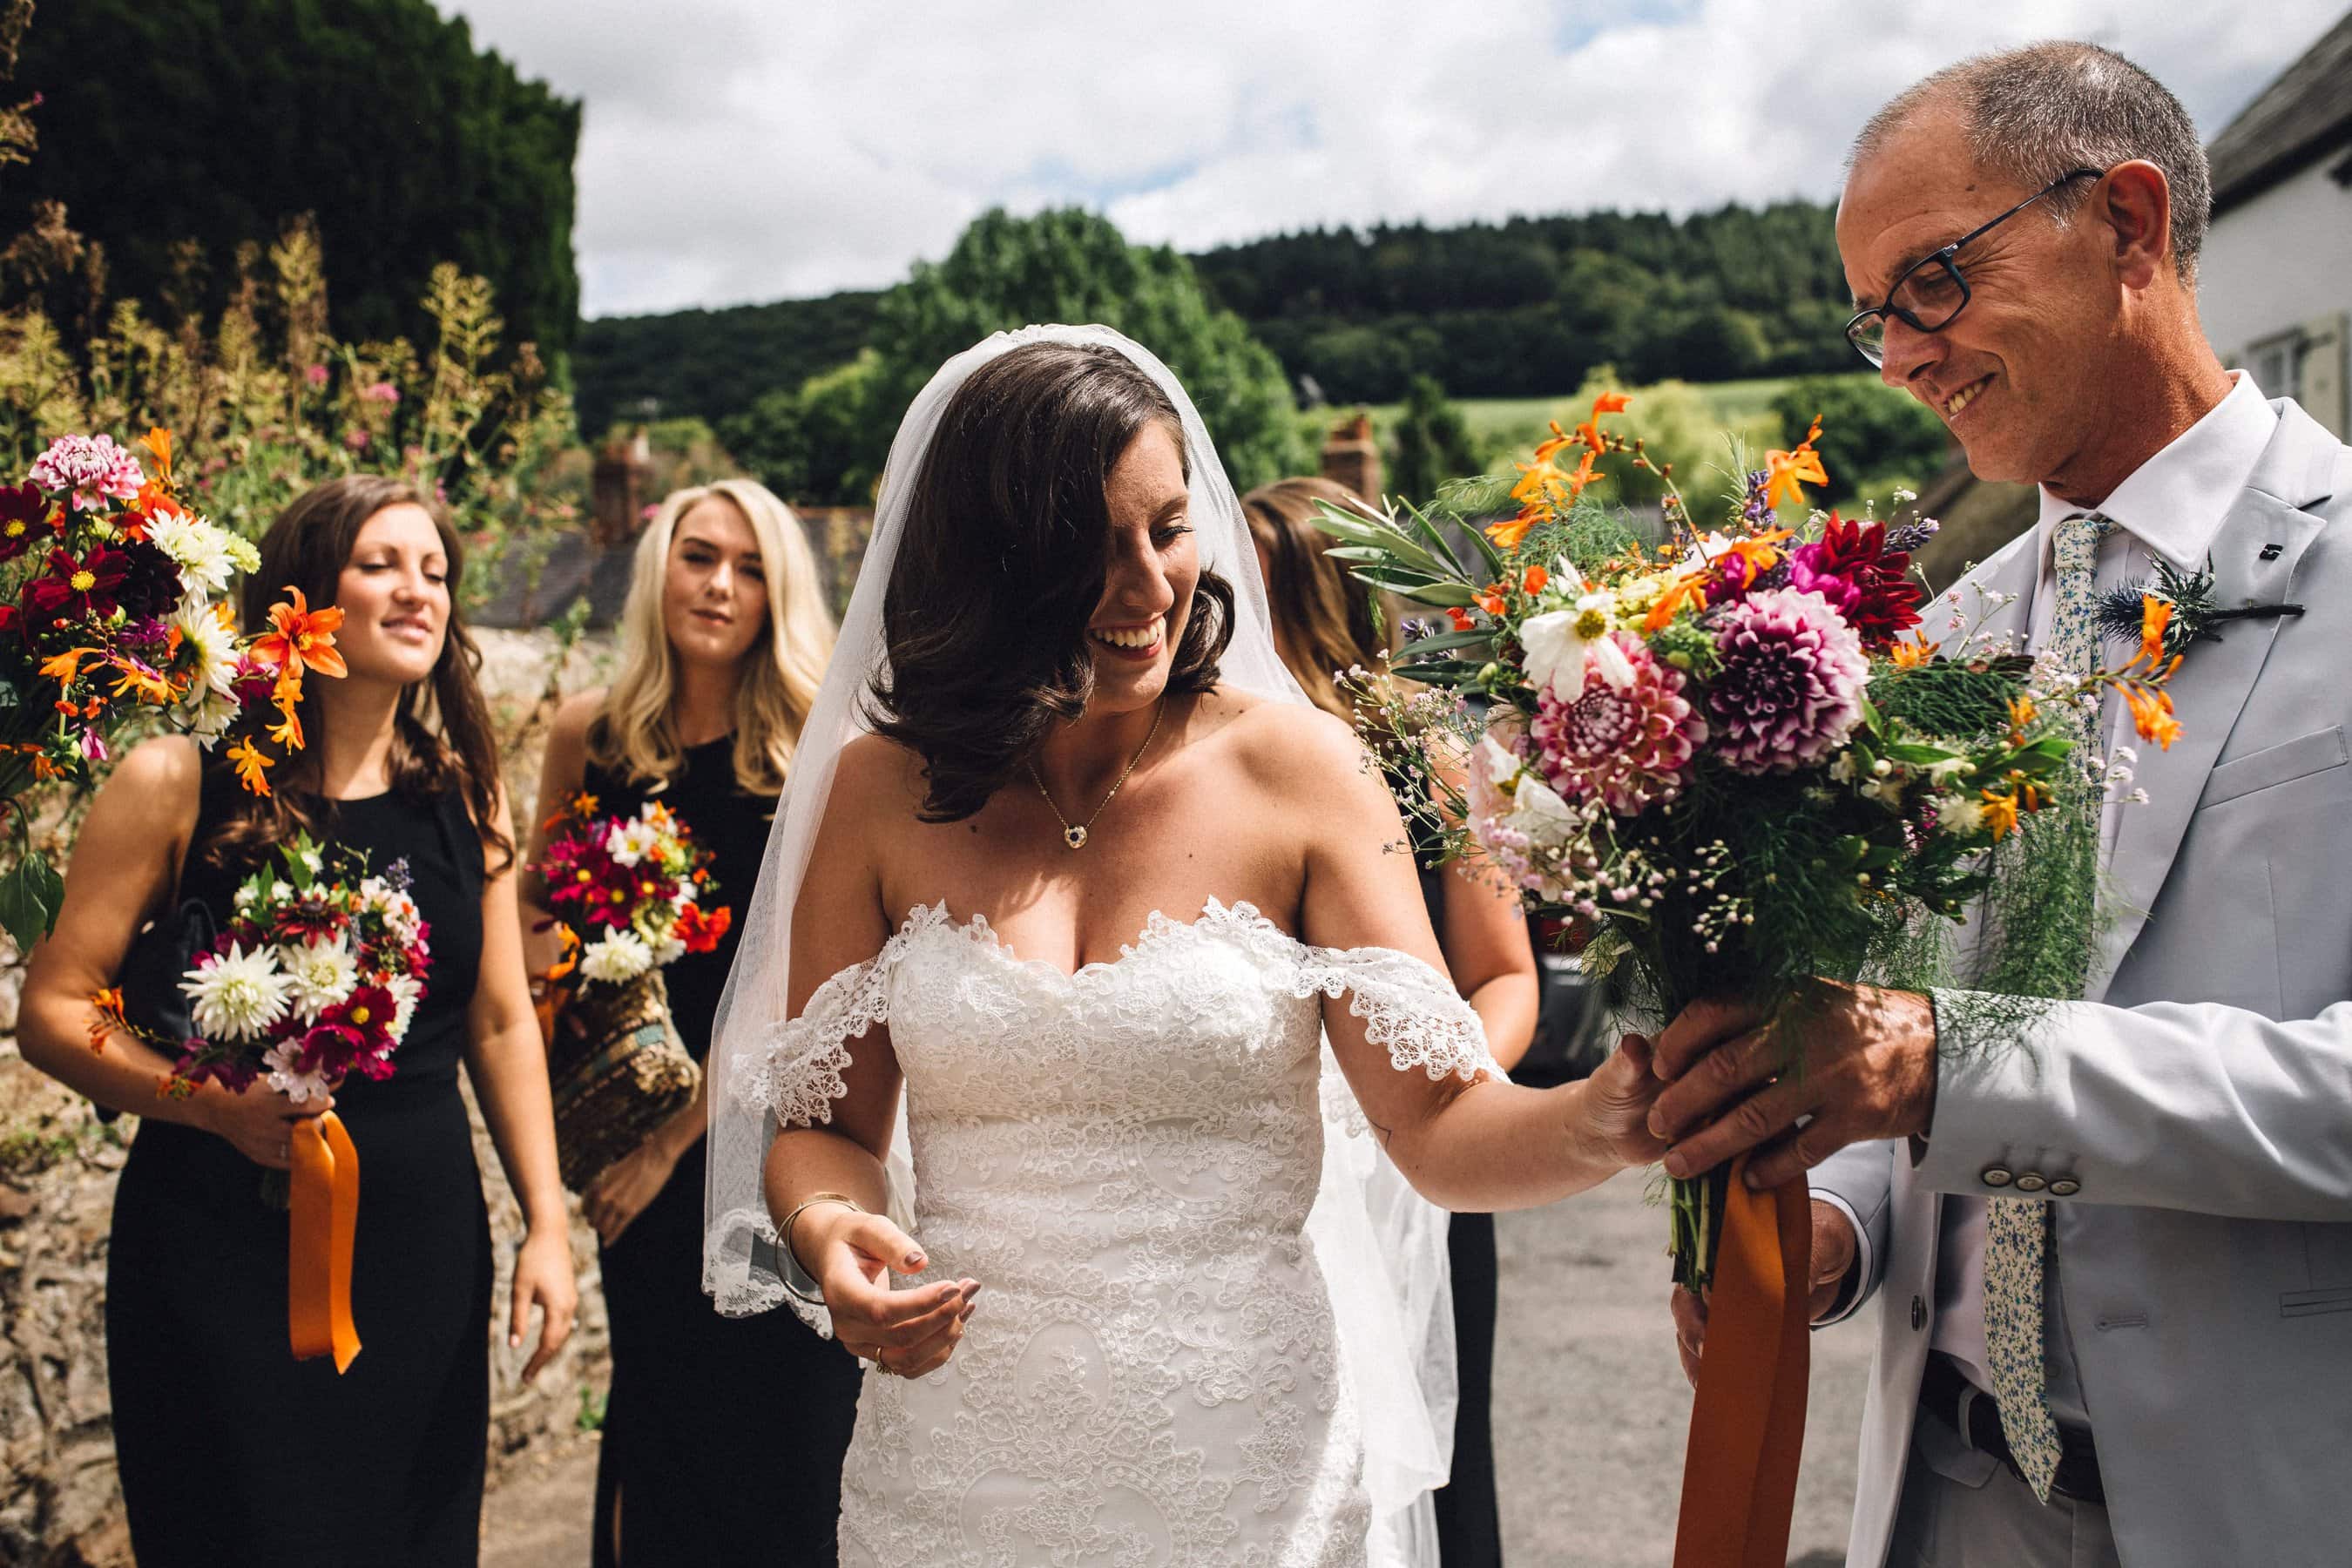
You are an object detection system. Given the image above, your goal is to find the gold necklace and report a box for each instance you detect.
[1026,700,1166,850]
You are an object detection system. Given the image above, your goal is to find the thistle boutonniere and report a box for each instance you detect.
[2096,553,2304,659]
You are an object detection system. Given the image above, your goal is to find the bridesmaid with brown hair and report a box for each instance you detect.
[1245,474,1538,1567]
[16,475,576,1566]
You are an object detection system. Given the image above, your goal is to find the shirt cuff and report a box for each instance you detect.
[1806,1187,1873,1328]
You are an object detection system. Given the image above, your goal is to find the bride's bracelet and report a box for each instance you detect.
[778,1193,863,1306]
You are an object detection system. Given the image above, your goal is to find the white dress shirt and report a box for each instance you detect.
[1926,369,2280,1416]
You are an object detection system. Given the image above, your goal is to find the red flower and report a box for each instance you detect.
[0,484,53,563]
[24,545,132,625]
[675,902,733,955]
[1788,514,1924,648]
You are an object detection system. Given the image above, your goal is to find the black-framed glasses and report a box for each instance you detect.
[1843,168,2105,368]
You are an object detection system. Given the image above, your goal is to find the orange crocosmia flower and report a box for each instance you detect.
[1530,421,1575,465]
[226,736,274,795]
[1890,634,1935,669]
[1447,607,1476,632]
[109,661,179,706]
[88,986,132,1052]
[268,692,306,752]
[1477,589,1507,616]
[1979,789,2021,841]
[1484,507,1543,551]
[1641,569,1713,634]
[2123,681,2182,751]
[140,428,175,483]
[39,646,101,684]
[252,587,348,684]
[2135,596,2173,669]
[1591,392,1632,416]
[1564,448,1600,499]
[1523,564,1549,596]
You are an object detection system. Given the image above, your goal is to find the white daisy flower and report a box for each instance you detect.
[262,1040,333,1105]
[605,818,661,868]
[169,598,242,698]
[188,688,240,742]
[384,971,423,1038]
[179,943,291,1043]
[145,507,239,597]
[278,934,360,1024]
[579,929,653,984]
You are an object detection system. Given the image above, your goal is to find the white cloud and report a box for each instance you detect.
[443,0,2343,318]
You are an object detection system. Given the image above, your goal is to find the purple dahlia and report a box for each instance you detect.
[1531,631,1707,815]
[1705,587,1869,774]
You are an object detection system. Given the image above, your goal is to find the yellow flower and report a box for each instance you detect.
[1979,789,2020,840]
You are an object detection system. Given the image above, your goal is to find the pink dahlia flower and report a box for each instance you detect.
[30,434,145,512]
[1706,586,1869,774]
[1531,631,1707,815]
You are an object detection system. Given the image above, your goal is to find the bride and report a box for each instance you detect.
[703,325,1666,1566]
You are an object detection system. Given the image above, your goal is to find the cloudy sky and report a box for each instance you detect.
[440,1,2345,321]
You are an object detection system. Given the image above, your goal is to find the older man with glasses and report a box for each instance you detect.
[1652,39,2352,1568]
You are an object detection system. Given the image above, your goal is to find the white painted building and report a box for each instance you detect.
[2198,10,2352,439]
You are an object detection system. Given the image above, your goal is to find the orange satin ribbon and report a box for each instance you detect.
[288,1111,362,1373]
[1672,1155,1811,1568]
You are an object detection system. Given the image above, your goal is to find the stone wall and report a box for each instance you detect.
[0,627,624,1567]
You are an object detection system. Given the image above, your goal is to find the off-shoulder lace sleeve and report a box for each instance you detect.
[731,903,940,1128]
[707,906,938,1328]
[1292,943,1507,1085]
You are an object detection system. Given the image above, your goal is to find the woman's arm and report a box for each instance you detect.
[760,737,974,1375]
[19,739,332,1166]
[1426,760,1540,1070]
[463,783,578,1382]
[517,688,601,981]
[1273,711,1666,1212]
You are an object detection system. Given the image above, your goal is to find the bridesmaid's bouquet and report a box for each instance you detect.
[94,830,433,1104]
[534,795,729,1187]
[91,830,429,1371]
[0,428,339,947]
[1316,395,2184,1291]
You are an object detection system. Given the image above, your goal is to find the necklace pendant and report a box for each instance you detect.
[1064,825,1089,850]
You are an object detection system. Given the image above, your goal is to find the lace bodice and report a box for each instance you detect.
[736,898,1497,1568]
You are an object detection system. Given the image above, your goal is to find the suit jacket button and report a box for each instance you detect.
[1981,1166,2015,1188]
[2013,1173,2047,1193]
[1910,1295,1927,1331]
[2048,1178,2080,1197]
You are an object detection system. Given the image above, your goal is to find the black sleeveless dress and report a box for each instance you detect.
[106,766,492,1567]
[583,734,863,1567]
[1406,822,1504,1567]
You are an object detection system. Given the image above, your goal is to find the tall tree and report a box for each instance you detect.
[868,207,1310,490]
[1388,375,1478,507]
[5,0,579,357]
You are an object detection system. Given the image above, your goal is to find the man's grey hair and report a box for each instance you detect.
[1850,42,2211,280]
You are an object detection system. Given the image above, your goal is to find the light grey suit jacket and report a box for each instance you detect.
[1811,399,2352,1568]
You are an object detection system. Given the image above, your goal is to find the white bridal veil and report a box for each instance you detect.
[701,323,1456,1559]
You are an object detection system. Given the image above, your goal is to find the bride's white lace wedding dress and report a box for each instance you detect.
[744,897,1500,1568]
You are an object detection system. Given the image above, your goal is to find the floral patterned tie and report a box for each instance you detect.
[1983,509,2113,1503]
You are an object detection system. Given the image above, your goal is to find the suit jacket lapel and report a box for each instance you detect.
[1939,531,2040,659]
[2090,404,2342,1001]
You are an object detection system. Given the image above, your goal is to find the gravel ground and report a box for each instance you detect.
[482,1168,1876,1567]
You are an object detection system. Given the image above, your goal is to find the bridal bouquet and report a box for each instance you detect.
[0,428,335,947]
[93,830,432,1103]
[534,795,730,1187]
[1318,395,2182,1291]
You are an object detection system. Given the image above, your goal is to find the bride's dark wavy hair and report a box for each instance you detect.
[868,341,1236,821]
